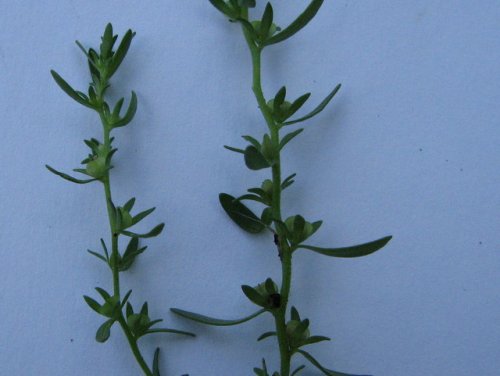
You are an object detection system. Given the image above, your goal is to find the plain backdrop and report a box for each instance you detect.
[0,1,499,375]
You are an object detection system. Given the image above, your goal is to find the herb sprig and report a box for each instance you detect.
[47,24,194,376]
[172,2,392,375]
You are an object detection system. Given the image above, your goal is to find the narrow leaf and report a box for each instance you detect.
[146,328,196,337]
[242,135,261,149]
[260,3,274,41]
[83,296,101,314]
[152,348,161,376]
[46,165,97,184]
[131,207,155,226]
[301,335,331,346]
[280,128,304,150]
[170,308,266,326]
[291,306,301,321]
[298,349,371,376]
[241,285,267,307]
[121,223,165,238]
[298,236,392,258]
[224,145,245,154]
[50,70,93,108]
[219,193,265,234]
[123,197,136,212]
[284,84,341,126]
[264,0,324,46]
[209,0,237,18]
[109,29,135,77]
[257,331,277,341]
[292,365,306,376]
[112,91,137,128]
[87,250,107,263]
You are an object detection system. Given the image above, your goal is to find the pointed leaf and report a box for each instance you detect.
[291,306,301,321]
[224,145,245,154]
[170,308,266,326]
[284,84,341,125]
[282,173,297,190]
[219,193,265,233]
[46,165,97,184]
[83,296,101,314]
[87,249,108,263]
[123,197,136,212]
[96,319,114,343]
[131,207,155,226]
[297,349,371,376]
[257,331,277,341]
[152,348,161,376]
[264,0,324,46]
[112,91,137,128]
[50,70,94,108]
[209,0,237,18]
[260,3,274,40]
[242,135,261,149]
[242,285,267,307]
[292,365,306,376]
[301,335,331,346]
[280,128,304,150]
[298,236,392,258]
[121,223,165,238]
[109,29,135,77]
[145,328,196,337]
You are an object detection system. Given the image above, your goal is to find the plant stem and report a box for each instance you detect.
[242,19,293,376]
[98,111,153,376]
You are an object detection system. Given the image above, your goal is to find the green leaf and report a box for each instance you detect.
[108,29,135,77]
[260,3,274,41]
[287,93,311,119]
[152,348,161,376]
[297,349,371,376]
[100,23,115,59]
[209,0,237,18]
[121,290,133,308]
[242,285,267,307]
[284,84,341,126]
[290,306,301,321]
[50,70,94,109]
[219,193,265,233]
[112,91,137,128]
[131,207,155,226]
[291,365,306,376]
[83,296,101,314]
[145,328,196,337]
[87,249,107,263]
[224,145,245,154]
[244,146,271,170]
[282,173,297,190]
[298,235,392,258]
[239,18,259,42]
[242,135,261,149]
[123,197,136,212]
[264,0,324,46]
[257,331,277,341]
[95,319,114,343]
[301,335,331,346]
[170,308,266,326]
[121,223,165,238]
[274,86,287,109]
[280,128,304,150]
[46,165,97,184]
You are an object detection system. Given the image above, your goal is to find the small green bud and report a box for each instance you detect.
[118,207,133,229]
[85,157,107,179]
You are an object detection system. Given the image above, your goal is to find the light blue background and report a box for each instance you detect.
[1,1,499,375]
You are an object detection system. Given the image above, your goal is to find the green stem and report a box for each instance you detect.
[242,17,293,376]
[98,111,153,376]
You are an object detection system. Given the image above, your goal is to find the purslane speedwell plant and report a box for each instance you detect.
[172,1,392,376]
[46,24,194,376]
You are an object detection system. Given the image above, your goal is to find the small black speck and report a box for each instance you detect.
[70,338,74,343]
[445,159,449,162]
[479,241,482,245]
[460,168,463,172]
[419,148,423,152]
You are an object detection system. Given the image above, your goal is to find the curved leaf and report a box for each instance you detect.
[121,223,165,238]
[298,235,392,258]
[112,91,137,128]
[257,331,277,341]
[50,70,94,108]
[170,308,266,326]
[145,328,195,337]
[152,347,161,376]
[298,349,371,376]
[219,193,266,233]
[292,365,306,376]
[264,0,324,46]
[46,165,97,184]
[284,84,341,126]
